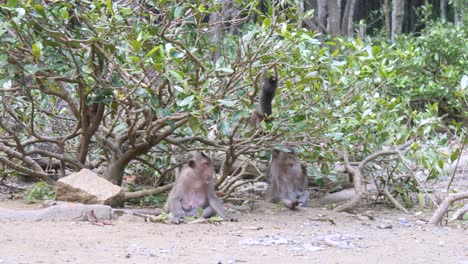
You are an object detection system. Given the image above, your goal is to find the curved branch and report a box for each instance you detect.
[123,183,173,200]
[429,192,468,225]
[335,147,399,212]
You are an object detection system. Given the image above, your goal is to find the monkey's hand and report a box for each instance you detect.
[169,211,185,224]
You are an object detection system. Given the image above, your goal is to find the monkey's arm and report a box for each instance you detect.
[265,165,281,202]
[207,182,228,219]
[301,163,309,190]
[166,182,186,223]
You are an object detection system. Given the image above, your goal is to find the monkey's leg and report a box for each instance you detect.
[184,207,200,217]
[201,206,216,218]
[279,197,299,210]
[297,191,310,207]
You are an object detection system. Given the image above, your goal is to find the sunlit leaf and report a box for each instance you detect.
[31,42,42,58]
[372,45,381,56]
[174,6,184,18]
[106,0,114,15]
[215,67,234,74]
[178,95,194,107]
[219,120,231,136]
[169,70,186,83]
[217,99,236,107]
[61,8,69,19]
[262,17,271,29]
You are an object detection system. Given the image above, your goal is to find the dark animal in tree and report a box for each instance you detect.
[165,152,232,224]
[265,146,310,209]
[250,64,278,126]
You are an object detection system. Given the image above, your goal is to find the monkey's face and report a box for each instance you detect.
[281,152,297,166]
[189,158,214,182]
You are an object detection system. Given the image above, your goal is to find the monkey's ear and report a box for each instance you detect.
[272,149,280,157]
[188,159,196,168]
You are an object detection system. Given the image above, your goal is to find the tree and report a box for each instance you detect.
[391,0,405,42]
[0,1,464,214]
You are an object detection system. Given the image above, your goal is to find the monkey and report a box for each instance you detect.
[164,152,234,224]
[265,146,310,209]
[250,64,278,126]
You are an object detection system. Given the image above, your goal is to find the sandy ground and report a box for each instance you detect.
[0,200,467,264]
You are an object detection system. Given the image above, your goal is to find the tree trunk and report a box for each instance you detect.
[453,0,465,26]
[327,0,341,36]
[77,103,105,164]
[317,0,327,33]
[341,0,357,36]
[440,0,447,22]
[341,0,351,35]
[383,0,391,36]
[391,0,405,43]
[347,0,357,36]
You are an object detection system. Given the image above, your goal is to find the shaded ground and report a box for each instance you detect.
[0,199,467,264]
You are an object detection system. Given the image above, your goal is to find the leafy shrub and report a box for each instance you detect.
[25,181,55,203]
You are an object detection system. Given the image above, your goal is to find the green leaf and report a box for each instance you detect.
[438,159,444,170]
[281,23,288,36]
[215,67,234,74]
[394,186,404,194]
[128,56,140,63]
[33,5,46,17]
[188,116,200,131]
[450,149,461,162]
[24,64,40,75]
[217,99,236,107]
[160,108,172,118]
[262,17,271,29]
[418,193,426,208]
[174,6,184,18]
[179,95,194,107]
[198,4,206,12]
[106,0,114,15]
[219,120,231,136]
[372,45,381,56]
[144,45,161,59]
[31,42,42,58]
[131,40,141,51]
[169,70,185,83]
[7,0,18,8]
[61,8,69,19]
[421,156,428,169]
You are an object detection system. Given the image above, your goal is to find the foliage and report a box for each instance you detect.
[129,193,167,207]
[25,181,55,203]
[391,21,467,125]
[0,0,465,207]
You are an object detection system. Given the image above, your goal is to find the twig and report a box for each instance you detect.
[382,188,409,214]
[447,138,466,192]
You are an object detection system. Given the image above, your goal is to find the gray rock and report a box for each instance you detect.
[0,201,112,221]
[55,169,124,206]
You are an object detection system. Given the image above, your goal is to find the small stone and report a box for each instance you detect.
[377,224,392,229]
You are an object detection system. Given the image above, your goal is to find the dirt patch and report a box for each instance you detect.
[0,200,467,264]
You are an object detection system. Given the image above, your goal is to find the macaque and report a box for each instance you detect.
[165,152,232,224]
[250,65,278,126]
[265,146,310,209]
